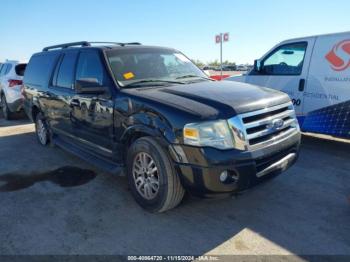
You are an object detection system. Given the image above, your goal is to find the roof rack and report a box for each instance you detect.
[43,41,90,51]
[42,41,142,51]
[89,42,142,47]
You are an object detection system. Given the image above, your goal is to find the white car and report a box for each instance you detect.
[0,60,27,119]
[227,31,350,140]
[236,65,248,71]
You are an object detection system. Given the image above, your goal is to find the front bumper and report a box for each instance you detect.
[170,131,301,197]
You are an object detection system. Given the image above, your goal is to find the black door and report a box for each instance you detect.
[70,50,114,158]
[46,50,79,137]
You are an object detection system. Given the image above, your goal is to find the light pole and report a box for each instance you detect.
[216,32,229,79]
[220,33,223,78]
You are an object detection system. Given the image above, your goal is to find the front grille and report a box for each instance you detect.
[242,106,289,124]
[232,102,299,151]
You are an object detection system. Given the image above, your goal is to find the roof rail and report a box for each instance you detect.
[121,42,142,46]
[42,41,142,51]
[43,41,91,51]
[89,42,142,46]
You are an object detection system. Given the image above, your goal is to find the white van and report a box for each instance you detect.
[227,31,350,140]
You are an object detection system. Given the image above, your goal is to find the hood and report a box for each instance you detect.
[121,80,290,119]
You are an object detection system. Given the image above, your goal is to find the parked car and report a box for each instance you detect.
[202,66,217,71]
[236,65,248,71]
[0,60,27,119]
[227,31,350,140]
[222,65,237,71]
[246,65,253,71]
[23,41,301,212]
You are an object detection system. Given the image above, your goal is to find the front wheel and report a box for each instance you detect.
[35,112,50,146]
[127,137,185,213]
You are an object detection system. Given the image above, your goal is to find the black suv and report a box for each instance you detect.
[23,41,301,212]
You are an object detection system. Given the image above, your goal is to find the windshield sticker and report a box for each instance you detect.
[123,72,135,80]
[175,53,191,63]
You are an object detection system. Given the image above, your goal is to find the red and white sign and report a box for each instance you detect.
[223,33,229,42]
[215,33,229,44]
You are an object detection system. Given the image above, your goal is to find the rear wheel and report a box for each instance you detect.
[1,95,15,120]
[35,112,50,146]
[127,137,185,213]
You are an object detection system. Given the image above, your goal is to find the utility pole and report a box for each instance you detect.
[220,33,223,78]
[216,32,229,80]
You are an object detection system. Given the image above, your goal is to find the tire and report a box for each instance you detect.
[1,95,15,120]
[127,137,185,213]
[35,112,50,146]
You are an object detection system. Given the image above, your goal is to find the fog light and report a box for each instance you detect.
[220,170,239,184]
[220,171,228,182]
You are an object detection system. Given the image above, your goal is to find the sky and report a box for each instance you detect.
[0,0,349,64]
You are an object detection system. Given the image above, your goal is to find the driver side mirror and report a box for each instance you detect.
[75,78,105,94]
[254,59,263,72]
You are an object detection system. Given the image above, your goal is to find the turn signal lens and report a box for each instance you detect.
[184,128,199,139]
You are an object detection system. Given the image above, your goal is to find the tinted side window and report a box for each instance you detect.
[262,42,307,75]
[76,51,104,85]
[15,64,27,76]
[56,52,78,89]
[5,64,12,74]
[24,53,59,86]
[0,64,8,76]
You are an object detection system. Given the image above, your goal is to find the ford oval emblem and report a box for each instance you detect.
[272,119,284,130]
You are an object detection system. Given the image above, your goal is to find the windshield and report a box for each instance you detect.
[106,48,209,87]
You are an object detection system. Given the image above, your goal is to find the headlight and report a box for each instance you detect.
[183,120,234,150]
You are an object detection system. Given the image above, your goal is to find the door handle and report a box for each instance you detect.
[299,79,305,92]
[70,99,80,107]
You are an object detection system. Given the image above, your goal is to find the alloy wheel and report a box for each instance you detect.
[36,118,48,145]
[132,152,160,200]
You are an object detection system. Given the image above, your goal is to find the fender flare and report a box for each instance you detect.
[120,125,165,145]
[28,97,42,121]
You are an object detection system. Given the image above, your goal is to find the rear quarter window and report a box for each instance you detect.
[24,53,59,86]
[15,63,27,76]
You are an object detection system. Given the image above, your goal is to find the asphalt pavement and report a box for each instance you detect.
[0,117,349,256]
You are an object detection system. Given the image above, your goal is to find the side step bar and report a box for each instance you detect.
[53,137,125,175]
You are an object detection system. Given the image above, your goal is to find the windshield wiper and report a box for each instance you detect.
[176,74,212,81]
[123,79,185,88]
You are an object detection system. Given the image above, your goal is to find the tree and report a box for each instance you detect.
[208,60,220,67]
[193,59,205,68]
[207,60,236,67]
[223,60,236,66]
